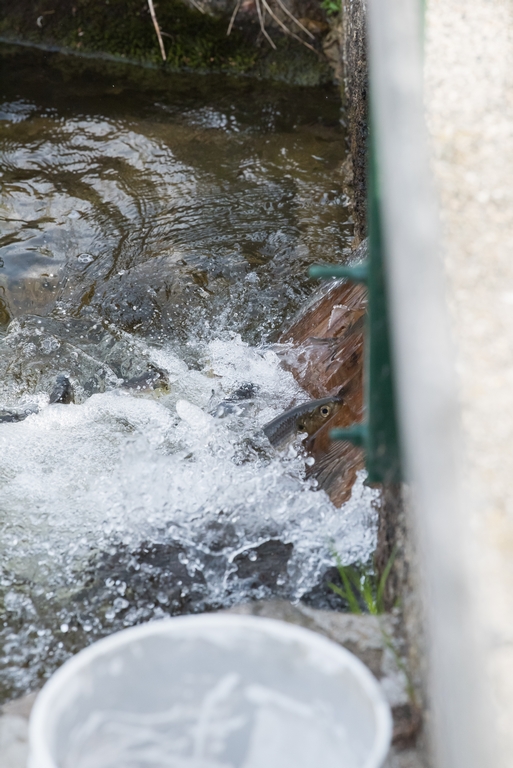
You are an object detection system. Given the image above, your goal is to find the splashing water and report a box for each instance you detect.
[0,334,378,697]
[0,47,377,701]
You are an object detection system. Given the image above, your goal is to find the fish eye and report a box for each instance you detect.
[320,406,330,416]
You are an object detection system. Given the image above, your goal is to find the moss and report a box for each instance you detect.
[253,37,332,86]
[0,0,254,71]
[0,0,332,84]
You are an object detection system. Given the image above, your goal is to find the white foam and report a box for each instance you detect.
[0,336,378,700]
[0,336,377,579]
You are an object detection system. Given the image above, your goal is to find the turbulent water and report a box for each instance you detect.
[0,47,378,701]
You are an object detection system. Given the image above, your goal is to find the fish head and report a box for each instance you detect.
[296,399,343,437]
[263,389,345,448]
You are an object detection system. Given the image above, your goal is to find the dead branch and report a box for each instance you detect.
[227,0,242,35]
[147,0,167,61]
[260,0,317,53]
[255,0,277,50]
[272,0,315,40]
[227,0,317,51]
[187,0,207,14]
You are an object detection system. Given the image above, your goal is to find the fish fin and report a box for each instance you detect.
[307,440,364,490]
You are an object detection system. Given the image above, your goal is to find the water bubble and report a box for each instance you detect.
[40,336,60,354]
[77,253,94,264]
[113,598,129,613]
[60,623,69,633]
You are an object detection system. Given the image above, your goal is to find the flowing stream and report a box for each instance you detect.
[0,46,378,701]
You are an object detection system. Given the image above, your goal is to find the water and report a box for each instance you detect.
[0,46,378,701]
[63,676,356,768]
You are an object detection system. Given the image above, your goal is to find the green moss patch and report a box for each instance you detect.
[0,0,333,84]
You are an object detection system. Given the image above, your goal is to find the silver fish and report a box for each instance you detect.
[49,374,74,404]
[211,382,260,419]
[0,406,38,423]
[0,374,73,423]
[120,366,169,395]
[263,393,344,448]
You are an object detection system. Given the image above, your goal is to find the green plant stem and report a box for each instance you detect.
[329,546,397,615]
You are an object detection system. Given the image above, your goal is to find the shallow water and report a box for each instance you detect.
[0,47,377,701]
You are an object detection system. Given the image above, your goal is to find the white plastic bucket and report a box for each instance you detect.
[28,614,392,768]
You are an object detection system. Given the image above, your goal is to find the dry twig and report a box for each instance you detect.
[147,0,167,61]
[260,0,316,52]
[227,0,317,52]
[227,0,242,35]
[254,0,277,49]
[186,0,207,14]
[272,0,314,39]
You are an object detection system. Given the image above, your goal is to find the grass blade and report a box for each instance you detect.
[376,545,397,614]
[337,564,362,614]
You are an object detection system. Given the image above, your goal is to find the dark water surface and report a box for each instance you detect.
[0,46,377,701]
[0,46,351,342]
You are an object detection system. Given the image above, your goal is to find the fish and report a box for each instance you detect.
[0,366,170,426]
[0,406,38,423]
[120,366,170,395]
[0,373,73,423]
[263,390,344,448]
[49,374,74,404]
[211,383,260,419]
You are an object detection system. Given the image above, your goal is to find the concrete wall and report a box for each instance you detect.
[366,0,513,766]
[425,2,513,765]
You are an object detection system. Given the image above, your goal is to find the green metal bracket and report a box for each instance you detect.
[309,135,402,485]
[308,263,369,283]
[330,423,368,448]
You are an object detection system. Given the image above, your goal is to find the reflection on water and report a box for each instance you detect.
[0,47,350,342]
[0,46,376,702]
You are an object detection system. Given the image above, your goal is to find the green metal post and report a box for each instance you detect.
[308,135,402,484]
[365,136,401,483]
